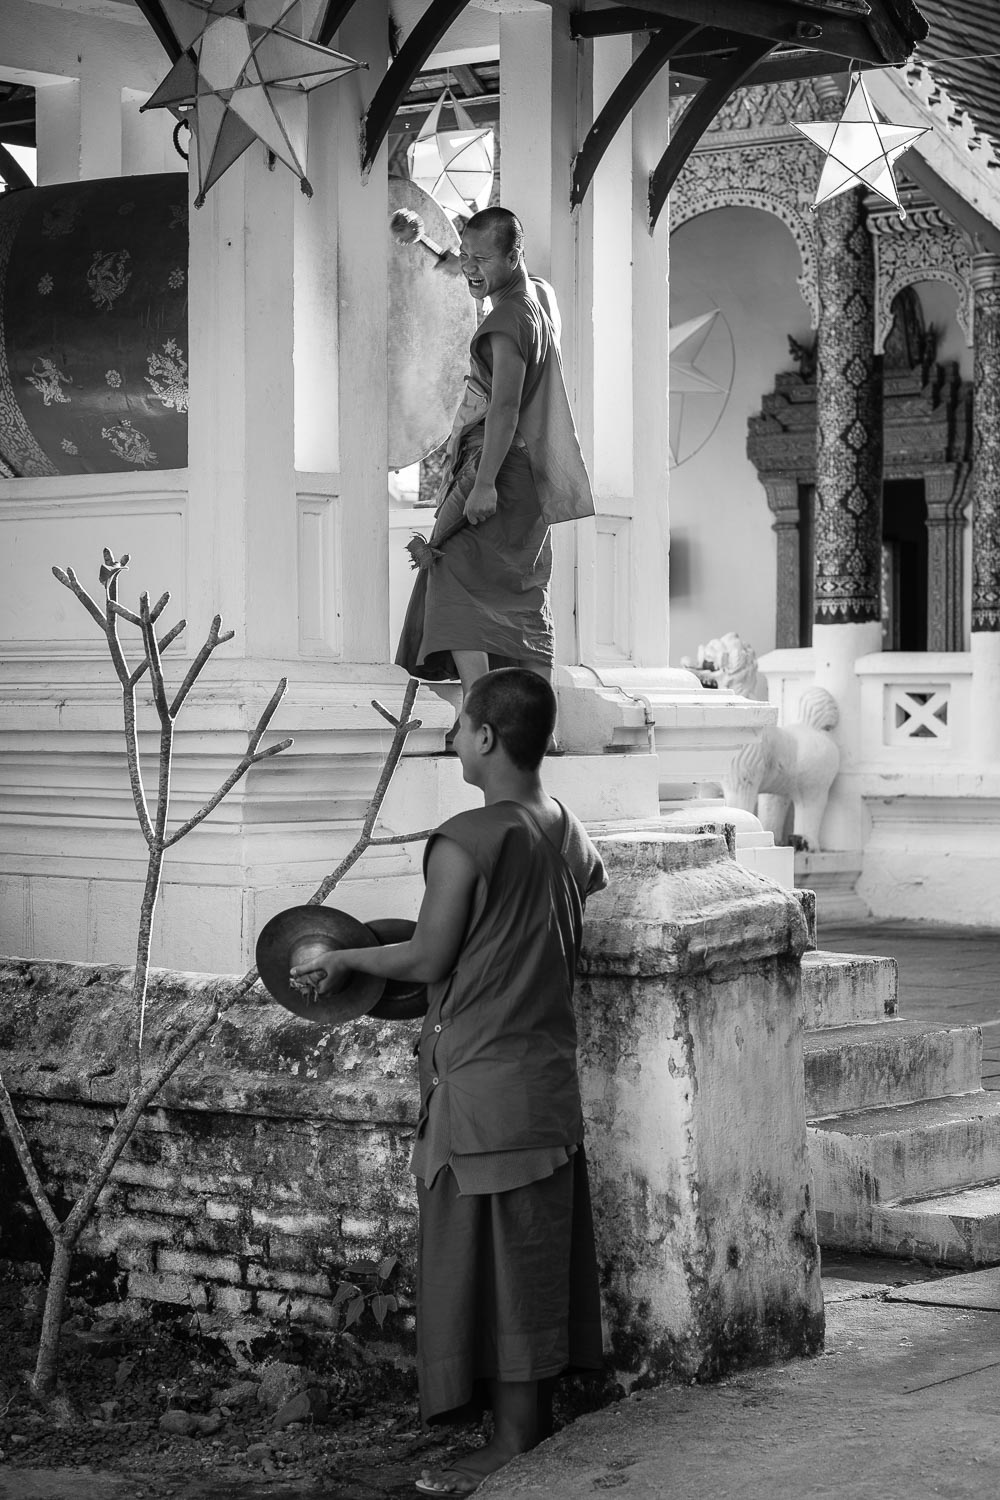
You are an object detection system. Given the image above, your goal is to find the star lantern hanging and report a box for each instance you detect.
[668,309,730,468]
[794,72,928,220]
[142,0,364,207]
[407,89,495,222]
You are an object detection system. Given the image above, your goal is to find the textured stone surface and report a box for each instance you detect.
[2,830,822,1384]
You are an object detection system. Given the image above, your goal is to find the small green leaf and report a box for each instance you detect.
[347,1259,378,1276]
[332,1282,359,1307]
[344,1296,366,1328]
[372,1294,392,1327]
[377,1255,398,1282]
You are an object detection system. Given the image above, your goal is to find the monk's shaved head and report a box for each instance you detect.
[464,668,555,771]
[465,207,524,260]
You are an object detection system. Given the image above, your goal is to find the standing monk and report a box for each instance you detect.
[396,208,594,718]
[291,668,607,1496]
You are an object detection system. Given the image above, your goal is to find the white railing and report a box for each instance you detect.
[856,653,971,763]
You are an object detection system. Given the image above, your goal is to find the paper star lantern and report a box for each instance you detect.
[668,309,732,468]
[407,89,495,222]
[794,72,928,220]
[142,0,363,206]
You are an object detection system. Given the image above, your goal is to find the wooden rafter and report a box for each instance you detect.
[133,0,182,63]
[647,36,777,229]
[571,22,703,209]
[362,0,471,177]
[317,0,364,50]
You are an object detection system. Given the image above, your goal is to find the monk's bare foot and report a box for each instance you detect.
[415,1444,516,1494]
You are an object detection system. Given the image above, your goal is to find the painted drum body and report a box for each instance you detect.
[0,173,190,477]
[0,172,474,478]
[387,176,476,470]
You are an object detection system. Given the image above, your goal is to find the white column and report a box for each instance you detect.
[185,148,298,659]
[811,619,881,849]
[34,80,82,185]
[332,0,391,663]
[580,34,671,668]
[499,7,584,663]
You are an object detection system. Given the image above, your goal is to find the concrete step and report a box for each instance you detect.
[802,950,898,1028]
[805,1020,982,1118]
[817,1180,1000,1269]
[809,1091,1000,1208]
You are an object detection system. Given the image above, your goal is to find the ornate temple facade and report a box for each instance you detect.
[668,40,1000,923]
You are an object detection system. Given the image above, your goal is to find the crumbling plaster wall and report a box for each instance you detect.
[0,831,823,1386]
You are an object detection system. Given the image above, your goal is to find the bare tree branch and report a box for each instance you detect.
[52,567,106,631]
[140,594,171,724]
[247,678,288,754]
[164,737,294,847]
[169,615,235,719]
[148,591,171,623]
[369,829,434,845]
[108,600,142,627]
[0,1072,61,1239]
[128,619,186,688]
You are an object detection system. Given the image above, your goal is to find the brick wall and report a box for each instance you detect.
[0,959,422,1347]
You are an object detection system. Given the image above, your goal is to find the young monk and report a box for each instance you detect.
[292,668,606,1496]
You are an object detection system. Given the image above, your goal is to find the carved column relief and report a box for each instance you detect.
[760,476,802,647]
[814,186,883,625]
[869,200,974,353]
[924,465,971,650]
[972,253,1000,632]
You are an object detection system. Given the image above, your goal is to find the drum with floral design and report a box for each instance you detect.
[0,173,188,476]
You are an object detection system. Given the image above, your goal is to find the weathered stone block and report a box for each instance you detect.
[580,833,823,1385]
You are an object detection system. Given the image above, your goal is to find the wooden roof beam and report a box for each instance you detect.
[647,36,777,229]
[571,21,703,209]
[362,0,471,178]
[318,1,365,50]
[599,0,918,66]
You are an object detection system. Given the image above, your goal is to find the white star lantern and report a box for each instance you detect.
[142,0,363,206]
[794,72,928,220]
[407,89,495,222]
[668,309,730,467]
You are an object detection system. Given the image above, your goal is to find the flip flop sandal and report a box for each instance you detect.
[414,1464,482,1496]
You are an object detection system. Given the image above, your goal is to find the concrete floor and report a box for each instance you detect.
[480,920,1000,1499]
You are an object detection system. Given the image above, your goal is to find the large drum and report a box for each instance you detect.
[0,172,474,478]
[0,174,189,477]
[387,176,475,469]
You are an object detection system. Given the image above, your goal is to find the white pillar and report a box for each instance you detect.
[185,148,299,659]
[811,619,881,849]
[578,34,671,669]
[333,0,391,663]
[499,6,584,663]
[34,80,82,185]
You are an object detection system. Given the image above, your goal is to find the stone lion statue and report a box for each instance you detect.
[723,686,840,852]
[681,633,767,701]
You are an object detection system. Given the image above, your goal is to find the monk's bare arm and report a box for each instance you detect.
[291,838,477,993]
[465,331,526,526]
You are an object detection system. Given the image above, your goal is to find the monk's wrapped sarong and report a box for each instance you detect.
[395,432,553,682]
[415,1149,604,1424]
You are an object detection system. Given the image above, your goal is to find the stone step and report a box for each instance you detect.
[801,950,898,1028]
[817,1180,1000,1269]
[805,1020,982,1118]
[809,1091,1000,1208]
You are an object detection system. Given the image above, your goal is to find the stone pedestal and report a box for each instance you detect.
[579,832,823,1381]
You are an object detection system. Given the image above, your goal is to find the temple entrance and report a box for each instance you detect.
[882,478,928,651]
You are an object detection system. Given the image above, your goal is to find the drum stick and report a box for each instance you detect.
[389,208,451,263]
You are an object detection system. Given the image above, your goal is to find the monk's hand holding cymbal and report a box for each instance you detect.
[464,478,498,526]
[290,948,354,998]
